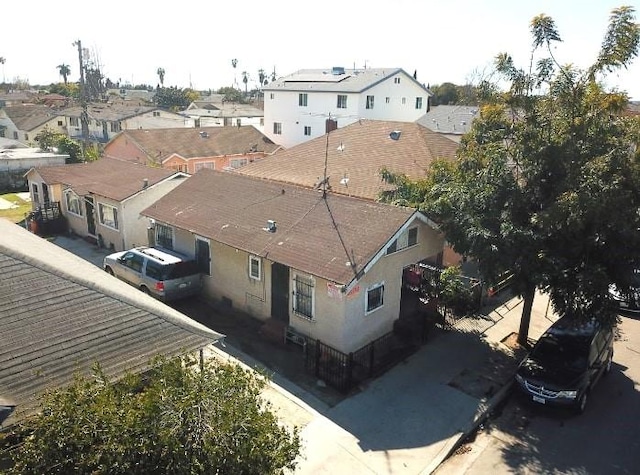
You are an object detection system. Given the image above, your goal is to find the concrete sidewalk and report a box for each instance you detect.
[49,233,558,474]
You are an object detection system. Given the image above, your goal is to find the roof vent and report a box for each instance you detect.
[331,66,345,75]
[389,130,402,141]
[263,220,277,233]
[143,178,149,188]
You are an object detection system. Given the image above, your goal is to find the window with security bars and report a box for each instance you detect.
[156,223,173,249]
[294,275,314,319]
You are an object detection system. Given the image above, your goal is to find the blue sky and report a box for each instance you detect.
[3,0,640,99]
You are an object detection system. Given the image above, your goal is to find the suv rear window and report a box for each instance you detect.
[160,260,200,280]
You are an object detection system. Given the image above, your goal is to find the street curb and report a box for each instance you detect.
[421,376,516,475]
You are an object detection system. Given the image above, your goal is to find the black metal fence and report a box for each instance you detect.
[305,330,418,393]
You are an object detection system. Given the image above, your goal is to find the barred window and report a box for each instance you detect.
[366,283,385,314]
[293,275,314,319]
[156,223,173,250]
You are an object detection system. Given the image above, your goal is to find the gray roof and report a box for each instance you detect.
[2,105,58,132]
[264,68,429,94]
[61,103,182,122]
[416,105,480,138]
[0,220,223,426]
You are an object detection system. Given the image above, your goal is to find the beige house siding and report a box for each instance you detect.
[165,218,444,354]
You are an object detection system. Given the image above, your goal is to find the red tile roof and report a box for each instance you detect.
[142,169,417,285]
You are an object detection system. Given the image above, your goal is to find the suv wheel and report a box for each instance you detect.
[140,286,150,295]
[576,391,588,414]
[105,267,114,276]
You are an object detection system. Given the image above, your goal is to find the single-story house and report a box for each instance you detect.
[238,119,464,266]
[415,105,479,143]
[0,146,67,192]
[25,158,189,250]
[141,169,445,354]
[104,126,281,174]
[0,219,223,426]
[0,104,66,145]
[237,119,459,201]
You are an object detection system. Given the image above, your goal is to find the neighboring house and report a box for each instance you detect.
[263,67,431,148]
[59,103,193,143]
[104,126,281,173]
[141,169,445,354]
[25,158,188,251]
[0,146,67,191]
[0,104,66,144]
[238,119,459,201]
[106,88,156,104]
[0,219,223,426]
[238,119,464,267]
[183,103,265,129]
[0,90,36,107]
[416,105,479,143]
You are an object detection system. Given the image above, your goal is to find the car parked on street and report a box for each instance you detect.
[514,316,614,414]
[609,269,640,312]
[103,246,202,302]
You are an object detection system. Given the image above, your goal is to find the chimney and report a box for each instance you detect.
[143,178,149,188]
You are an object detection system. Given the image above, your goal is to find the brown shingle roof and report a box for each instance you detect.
[142,169,416,285]
[3,105,57,131]
[113,126,280,162]
[0,220,222,426]
[35,158,181,201]
[238,120,459,200]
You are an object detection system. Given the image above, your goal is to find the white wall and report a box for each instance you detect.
[263,70,430,148]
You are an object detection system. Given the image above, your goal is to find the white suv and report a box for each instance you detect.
[104,247,203,302]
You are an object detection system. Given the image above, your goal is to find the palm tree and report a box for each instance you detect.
[242,71,248,95]
[0,57,6,84]
[57,64,71,84]
[231,58,238,88]
[156,67,165,87]
[258,69,265,86]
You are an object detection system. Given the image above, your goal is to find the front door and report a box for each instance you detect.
[271,262,290,323]
[195,238,211,276]
[85,196,96,236]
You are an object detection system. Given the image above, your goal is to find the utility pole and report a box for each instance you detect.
[73,40,89,158]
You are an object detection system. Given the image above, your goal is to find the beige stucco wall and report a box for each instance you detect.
[167,218,444,354]
[120,176,188,250]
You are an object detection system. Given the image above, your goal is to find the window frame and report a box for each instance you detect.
[155,223,174,250]
[293,274,315,320]
[366,95,374,109]
[415,97,423,109]
[249,255,262,280]
[273,122,282,135]
[64,189,83,217]
[98,203,119,230]
[298,93,308,107]
[366,282,385,314]
[387,226,418,255]
[337,94,348,109]
[303,125,312,136]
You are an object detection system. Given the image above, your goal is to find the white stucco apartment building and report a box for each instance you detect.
[262,67,431,148]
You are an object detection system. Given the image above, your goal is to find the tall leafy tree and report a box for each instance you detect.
[57,64,70,84]
[381,6,640,344]
[7,356,301,474]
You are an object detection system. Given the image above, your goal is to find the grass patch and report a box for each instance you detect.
[0,193,32,224]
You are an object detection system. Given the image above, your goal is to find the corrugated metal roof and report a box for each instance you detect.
[141,169,416,285]
[0,220,223,426]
